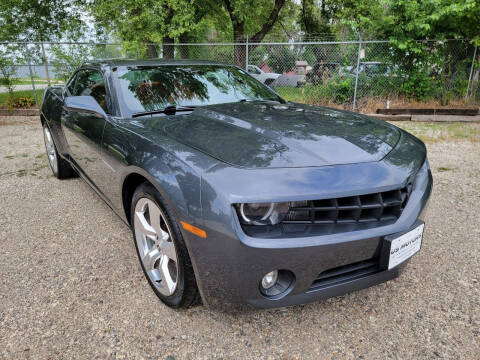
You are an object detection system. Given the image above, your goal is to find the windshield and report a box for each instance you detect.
[115,65,283,116]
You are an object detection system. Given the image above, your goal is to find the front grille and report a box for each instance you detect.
[284,185,412,225]
[309,257,380,290]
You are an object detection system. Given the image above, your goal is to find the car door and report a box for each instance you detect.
[62,68,110,190]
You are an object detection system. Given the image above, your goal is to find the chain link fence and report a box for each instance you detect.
[0,39,478,112]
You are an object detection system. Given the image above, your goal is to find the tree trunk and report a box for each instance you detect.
[242,0,286,58]
[145,42,158,58]
[40,42,50,85]
[178,33,190,59]
[162,36,175,59]
[233,22,246,68]
[224,0,285,68]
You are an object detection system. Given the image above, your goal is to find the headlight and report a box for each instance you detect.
[236,202,290,225]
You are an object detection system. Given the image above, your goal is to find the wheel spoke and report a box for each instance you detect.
[147,200,163,235]
[159,255,176,295]
[44,127,57,173]
[146,269,161,282]
[160,240,177,262]
[134,210,156,238]
[142,247,162,271]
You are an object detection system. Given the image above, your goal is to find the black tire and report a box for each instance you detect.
[130,182,200,308]
[42,123,77,179]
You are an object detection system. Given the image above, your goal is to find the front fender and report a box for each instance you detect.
[100,119,203,227]
[119,153,201,226]
[119,154,206,304]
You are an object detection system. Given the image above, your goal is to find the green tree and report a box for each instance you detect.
[0,47,18,107]
[298,0,383,67]
[89,0,207,58]
[49,44,92,82]
[380,0,479,43]
[0,0,83,41]
[299,0,334,39]
[378,0,480,99]
[267,46,296,73]
[334,0,385,38]
[217,0,291,67]
[299,0,384,40]
[249,46,268,66]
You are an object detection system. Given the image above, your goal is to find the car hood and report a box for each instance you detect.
[159,102,400,169]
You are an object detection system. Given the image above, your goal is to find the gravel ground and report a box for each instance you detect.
[0,118,479,359]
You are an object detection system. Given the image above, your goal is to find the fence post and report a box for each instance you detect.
[40,42,51,85]
[245,36,249,70]
[466,45,477,101]
[352,35,362,111]
[24,43,38,105]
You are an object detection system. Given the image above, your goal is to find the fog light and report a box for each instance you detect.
[261,270,278,289]
[259,269,295,299]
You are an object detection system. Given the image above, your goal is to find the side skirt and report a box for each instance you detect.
[65,155,131,228]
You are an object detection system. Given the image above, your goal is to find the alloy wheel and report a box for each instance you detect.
[43,126,58,174]
[134,197,179,296]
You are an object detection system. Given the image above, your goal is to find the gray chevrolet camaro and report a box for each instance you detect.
[40,59,432,309]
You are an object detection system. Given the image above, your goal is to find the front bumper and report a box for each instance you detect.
[250,261,408,308]
[186,224,414,308]
[183,164,432,309]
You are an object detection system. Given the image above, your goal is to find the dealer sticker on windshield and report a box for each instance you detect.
[388,223,424,270]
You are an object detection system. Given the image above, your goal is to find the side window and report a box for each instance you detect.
[72,70,108,113]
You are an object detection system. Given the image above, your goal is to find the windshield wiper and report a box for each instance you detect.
[132,105,197,118]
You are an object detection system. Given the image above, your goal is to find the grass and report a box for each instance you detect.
[276,86,351,109]
[0,80,34,86]
[0,89,45,108]
[4,154,28,159]
[274,85,479,114]
[13,80,47,85]
[392,121,480,143]
[276,87,306,103]
[0,78,61,86]
[0,152,49,178]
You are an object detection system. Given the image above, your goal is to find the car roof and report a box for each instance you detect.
[83,59,231,69]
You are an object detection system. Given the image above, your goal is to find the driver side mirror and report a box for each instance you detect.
[64,96,107,119]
